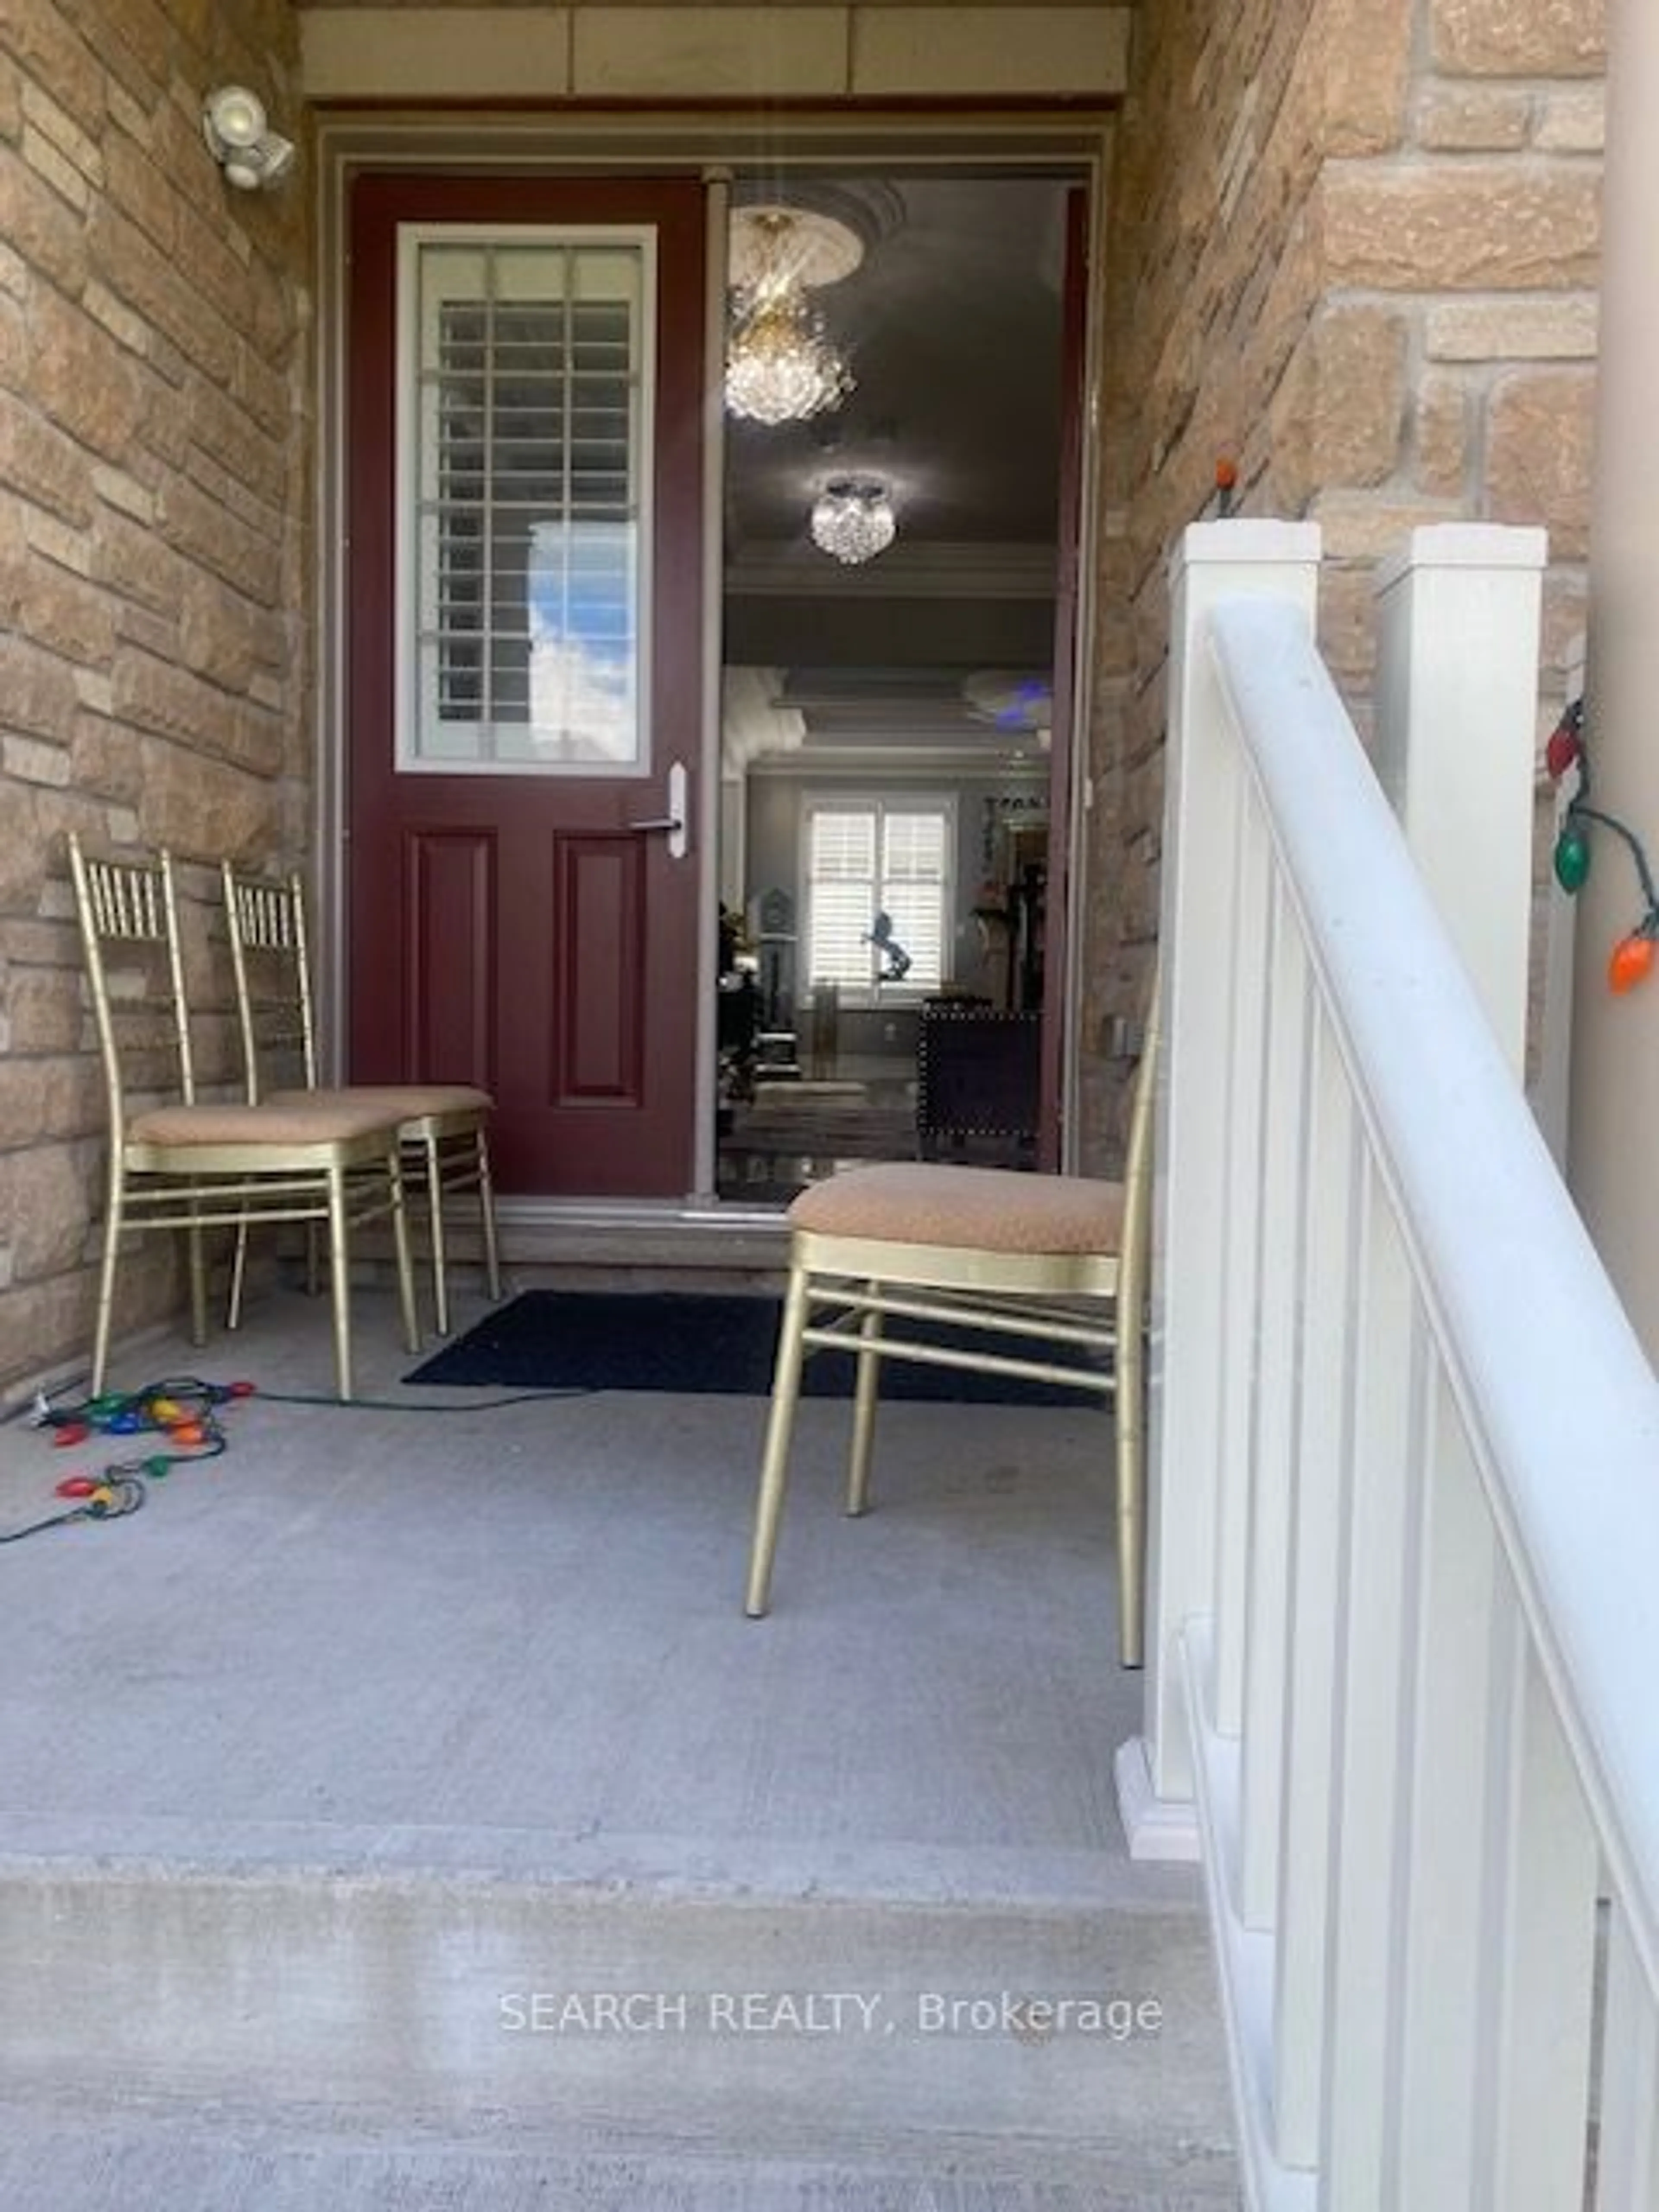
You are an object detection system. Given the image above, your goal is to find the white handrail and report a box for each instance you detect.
[1210,591,1659,2022]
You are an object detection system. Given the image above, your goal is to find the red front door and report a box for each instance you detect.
[346,173,706,1197]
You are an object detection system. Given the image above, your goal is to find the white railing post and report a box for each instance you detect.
[1321,1185,1429,2209]
[1115,520,1321,1859]
[1473,1640,1599,2212]
[1372,524,1548,1074]
[1600,1903,1659,2208]
[1270,1001,1360,2170]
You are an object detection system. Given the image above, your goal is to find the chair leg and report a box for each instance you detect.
[325,1163,354,1402]
[389,1148,420,1355]
[90,1187,123,1396]
[186,1224,208,1348]
[476,1129,502,1302]
[745,1262,812,1618]
[1115,1311,1146,1669]
[846,1293,884,1517]
[226,1221,250,1331]
[422,1133,448,1335]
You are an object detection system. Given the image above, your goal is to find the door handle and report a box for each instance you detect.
[628,760,688,861]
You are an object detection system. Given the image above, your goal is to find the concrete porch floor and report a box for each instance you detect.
[0,1282,1236,2209]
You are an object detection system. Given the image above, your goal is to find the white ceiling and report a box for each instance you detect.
[721,170,1077,767]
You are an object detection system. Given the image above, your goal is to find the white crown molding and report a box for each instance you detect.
[725,539,1057,601]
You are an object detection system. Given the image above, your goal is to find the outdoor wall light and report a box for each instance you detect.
[201,86,295,193]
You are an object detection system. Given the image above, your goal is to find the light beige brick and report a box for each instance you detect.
[2,734,72,789]
[87,204,236,388]
[1316,564,1383,680]
[184,380,287,509]
[15,551,114,667]
[90,461,156,524]
[0,1144,97,1277]
[1535,86,1605,150]
[0,781,44,912]
[1323,166,1599,289]
[179,574,287,693]
[81,276,153,360]
[0,1055,99,1150]
[22,121,92,210]
[0,0,106,133]
[156,475,282,604]
[0,289,22,385]
[1414,86,1532,149]
[1323,0,1414,153]
[0,143,89,294]
[131,737,277,858]
[105,82,152,149]
[1432,0,1605,78]
[1427,297,1599,360]
[28,286,148,464]
[5,966,80,1052]
[103,130,176,255]
[92,509,185,618]
[70,712,147,806]
[1310,495,1465,560]
[1,642,81,743]
[1486,367,1595,556]
[24,507,93,578]
[111,649,257,764]
[1412,375,1471,498]
[21,78,103,185]
[1269,305,1408,510]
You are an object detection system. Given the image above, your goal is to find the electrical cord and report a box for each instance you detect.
[251,1388,591,1411]
[0,1475,146,1544]
[2,1373,588,1546]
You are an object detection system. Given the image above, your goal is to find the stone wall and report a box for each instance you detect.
[0,1,309,1392]
[1079,0,1604,1170]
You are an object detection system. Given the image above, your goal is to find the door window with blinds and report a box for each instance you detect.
[804,798,953,998]
[397,226,655,774]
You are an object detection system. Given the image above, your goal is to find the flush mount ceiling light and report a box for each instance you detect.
[202,85,295,192]
[725,207,861,427]
[810,477,897,566]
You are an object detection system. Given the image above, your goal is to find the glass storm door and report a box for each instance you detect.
[346,174,706,1196]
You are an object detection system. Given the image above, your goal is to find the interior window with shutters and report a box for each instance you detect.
[397,227,655,774]
[804,799,952,999]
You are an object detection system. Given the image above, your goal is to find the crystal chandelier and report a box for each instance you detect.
[725,211,854,426]
[810,477,897,566]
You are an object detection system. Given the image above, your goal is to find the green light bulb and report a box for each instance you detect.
[1554,826,1591,894]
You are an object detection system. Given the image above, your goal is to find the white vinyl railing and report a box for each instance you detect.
[1134,523,1659,2209]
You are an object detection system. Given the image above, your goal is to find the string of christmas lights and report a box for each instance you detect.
[1545,698,1659,995]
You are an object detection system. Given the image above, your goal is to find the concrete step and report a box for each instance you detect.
[0,2096,1240,2210]
[0,1838,1230,2171]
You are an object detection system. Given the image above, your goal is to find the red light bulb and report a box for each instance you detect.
[1545,722,1581,781]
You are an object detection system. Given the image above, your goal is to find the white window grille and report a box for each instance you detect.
[803,799,952,997]
[396,226,655,774]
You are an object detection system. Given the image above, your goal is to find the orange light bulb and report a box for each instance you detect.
[1608,933,1656,994]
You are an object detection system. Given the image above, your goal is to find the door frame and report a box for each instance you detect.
[314,112,1112,1245]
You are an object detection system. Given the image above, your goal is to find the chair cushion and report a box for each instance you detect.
[129,1099,404,1146]
[267,1084,493,1118]
[789,1161,1125,1255]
